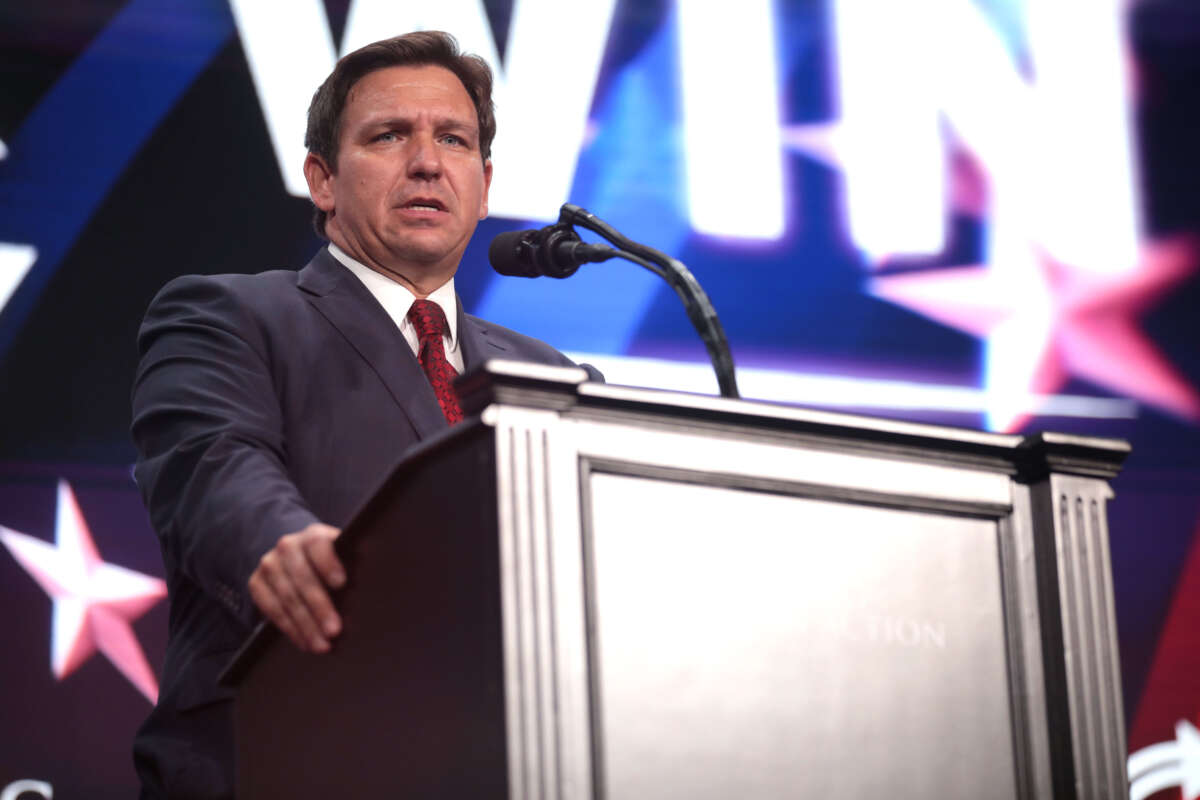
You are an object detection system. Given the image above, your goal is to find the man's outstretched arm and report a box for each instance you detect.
[132,274,344,652]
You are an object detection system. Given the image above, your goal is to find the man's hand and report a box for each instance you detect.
[248,523,346,653]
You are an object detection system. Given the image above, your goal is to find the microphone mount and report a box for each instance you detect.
[511,223,615,279]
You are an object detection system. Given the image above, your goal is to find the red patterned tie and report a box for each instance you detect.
[406,299,464,424]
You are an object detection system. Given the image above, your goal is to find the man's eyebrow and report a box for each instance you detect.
[433,118,479,134]
[359,116,412,130]
[359,115,478,134]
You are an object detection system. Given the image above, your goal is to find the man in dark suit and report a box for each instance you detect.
[130,31,594,799]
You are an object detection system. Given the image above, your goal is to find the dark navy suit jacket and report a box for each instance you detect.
[130,248,596,798]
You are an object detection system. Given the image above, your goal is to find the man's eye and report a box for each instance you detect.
[440,134,466,146]
[375,131,398,142]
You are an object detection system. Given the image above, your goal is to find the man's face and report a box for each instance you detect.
[307,64,492,282]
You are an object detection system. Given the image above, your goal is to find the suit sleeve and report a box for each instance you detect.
[131,275,319,628]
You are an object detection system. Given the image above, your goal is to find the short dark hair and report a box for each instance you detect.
[304,31,496,238]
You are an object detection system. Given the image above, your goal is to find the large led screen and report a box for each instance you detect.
[1,1,1198,797]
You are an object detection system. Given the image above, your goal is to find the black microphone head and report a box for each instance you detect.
[488,229,541,277]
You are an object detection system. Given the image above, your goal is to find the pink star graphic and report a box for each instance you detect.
[786,121,1200,431]
[869,236,1200,431]
[0,480,166,702]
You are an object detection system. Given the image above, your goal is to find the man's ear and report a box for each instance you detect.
[478,159,493,220]
[304,152,336,212]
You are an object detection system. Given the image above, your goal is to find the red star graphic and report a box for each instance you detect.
[870,236,1200,431]
[0,480,166,702]
[1127,516,1200,800]
[785,120,1200,431]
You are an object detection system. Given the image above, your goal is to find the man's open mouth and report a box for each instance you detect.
[402,198,446,211]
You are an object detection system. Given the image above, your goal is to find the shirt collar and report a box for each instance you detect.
[327,242,458,349]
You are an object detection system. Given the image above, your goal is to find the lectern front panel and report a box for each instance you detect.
[586,472,1017,799]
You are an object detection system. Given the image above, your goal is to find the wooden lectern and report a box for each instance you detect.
[223,360,1129,799]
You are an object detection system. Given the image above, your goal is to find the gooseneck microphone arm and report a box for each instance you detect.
[543,204,741,399]
[558,204,739,399]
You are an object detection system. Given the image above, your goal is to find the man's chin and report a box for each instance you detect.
[379,238,467,273]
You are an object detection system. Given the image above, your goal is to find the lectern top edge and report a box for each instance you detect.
[462,359,1129,478]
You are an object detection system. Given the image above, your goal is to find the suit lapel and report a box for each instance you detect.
[297,249,447,439]
[458,296,511,371]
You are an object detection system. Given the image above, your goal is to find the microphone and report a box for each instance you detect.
[488,203,740,398]
[488,224,614,278]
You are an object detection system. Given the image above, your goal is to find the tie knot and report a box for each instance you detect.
[407,298,448,342]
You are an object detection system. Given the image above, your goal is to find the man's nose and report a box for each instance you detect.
[407,134,443,180]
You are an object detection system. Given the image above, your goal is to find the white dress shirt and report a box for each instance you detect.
[328,242,464,373]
